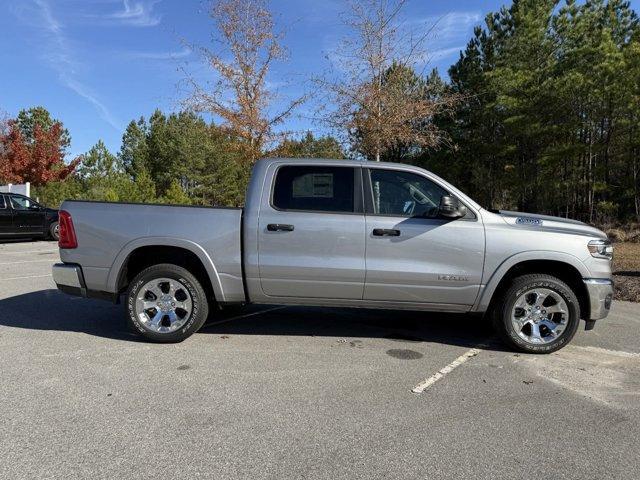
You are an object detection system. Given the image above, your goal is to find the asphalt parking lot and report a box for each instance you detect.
[1,240,639,479]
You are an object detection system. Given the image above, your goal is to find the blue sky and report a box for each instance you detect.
[1,0,636,160]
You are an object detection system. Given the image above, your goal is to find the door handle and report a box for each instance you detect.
[267,223,295,232]
[372,228,400,237]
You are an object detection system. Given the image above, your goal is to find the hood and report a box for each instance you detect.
[495,210,607,239]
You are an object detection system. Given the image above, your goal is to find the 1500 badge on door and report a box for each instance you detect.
[438,274,469,282]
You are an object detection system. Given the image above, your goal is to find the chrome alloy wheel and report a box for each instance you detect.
[135,278,193,333]
[510,288,569,345]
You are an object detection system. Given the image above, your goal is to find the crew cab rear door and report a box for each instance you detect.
[0,195,12,235]
[363,167,484,307]
[256,164,366,299]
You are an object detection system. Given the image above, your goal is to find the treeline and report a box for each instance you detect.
[6,109,343,208]
[2,0,640,223]
[420,0,640,223]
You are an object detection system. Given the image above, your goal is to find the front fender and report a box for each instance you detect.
[473,250,590,312]
[106,236,226,301]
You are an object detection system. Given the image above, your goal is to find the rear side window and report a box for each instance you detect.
[0,196,5,209]
[273,166,355,213]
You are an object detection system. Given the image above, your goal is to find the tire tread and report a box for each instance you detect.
[125,263,209,343]
[491,273,580,354]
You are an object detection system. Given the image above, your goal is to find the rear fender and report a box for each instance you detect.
[107,237,226,301]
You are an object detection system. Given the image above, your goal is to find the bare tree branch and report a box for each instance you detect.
[182,0,306,162]
[317,0,460,161]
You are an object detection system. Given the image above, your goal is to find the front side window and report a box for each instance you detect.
[369,169,447,218]
[273,166,355,213]
[10,195,34,211]
[0,196,6,209]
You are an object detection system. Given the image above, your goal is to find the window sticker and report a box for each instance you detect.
[292,174,334,198]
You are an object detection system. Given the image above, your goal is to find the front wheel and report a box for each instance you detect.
[125,264,209,343]
[491,274,581,353]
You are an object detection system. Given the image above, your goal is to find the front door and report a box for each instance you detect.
[0,195,13,235]
[257,164,366,299]
[363,167,485,306]
[9,194,45,235]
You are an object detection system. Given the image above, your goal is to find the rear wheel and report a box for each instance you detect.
[125,264,209,343]
[492,274,580,353]
[49,221,59,241]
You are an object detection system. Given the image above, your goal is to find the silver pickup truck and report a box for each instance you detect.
[52,158,614,353]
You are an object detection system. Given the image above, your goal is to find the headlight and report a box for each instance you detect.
[588,239,613,260]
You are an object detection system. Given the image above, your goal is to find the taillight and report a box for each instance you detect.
[58,210,78,249]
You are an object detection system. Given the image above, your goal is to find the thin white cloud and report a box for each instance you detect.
[104,0,162,27]
[430,46,464,61]
[322,9,481,73]
[416,11,482,38]
[408,11,482,66]
[423,12,480,42]
[435,12,482,41]
[63,78,121,131]
[31,0,121,131]
[126,46,191,60]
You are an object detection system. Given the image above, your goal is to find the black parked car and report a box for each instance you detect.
[0,193,59,241]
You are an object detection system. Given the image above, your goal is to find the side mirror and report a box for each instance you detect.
[438,195,467,219]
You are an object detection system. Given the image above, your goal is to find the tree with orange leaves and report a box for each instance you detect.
[0,117,79,186]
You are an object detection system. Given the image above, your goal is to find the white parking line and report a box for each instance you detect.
[0,274,53,281]
[411,347,483,394]
[0,259,58,265]
[572,345,640,358]
[0,250,58,255]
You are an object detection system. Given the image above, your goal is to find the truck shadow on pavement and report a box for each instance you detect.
[0,289,506,350]
[200,305,506,351]
[0,289,136,341]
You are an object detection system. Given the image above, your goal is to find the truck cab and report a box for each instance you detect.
[242,159,484,309]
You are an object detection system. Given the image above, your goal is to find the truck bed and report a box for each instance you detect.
[59,200,245,302]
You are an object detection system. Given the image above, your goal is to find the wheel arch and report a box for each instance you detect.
[108,238,224,302]
[476,252,591,320]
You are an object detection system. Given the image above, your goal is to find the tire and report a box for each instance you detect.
[49,221,60,241]
[491,274,581,354]
[125,264,209,343]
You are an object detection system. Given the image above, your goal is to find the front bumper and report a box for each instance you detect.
[52,262,87,297]
[583,278,614,320]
